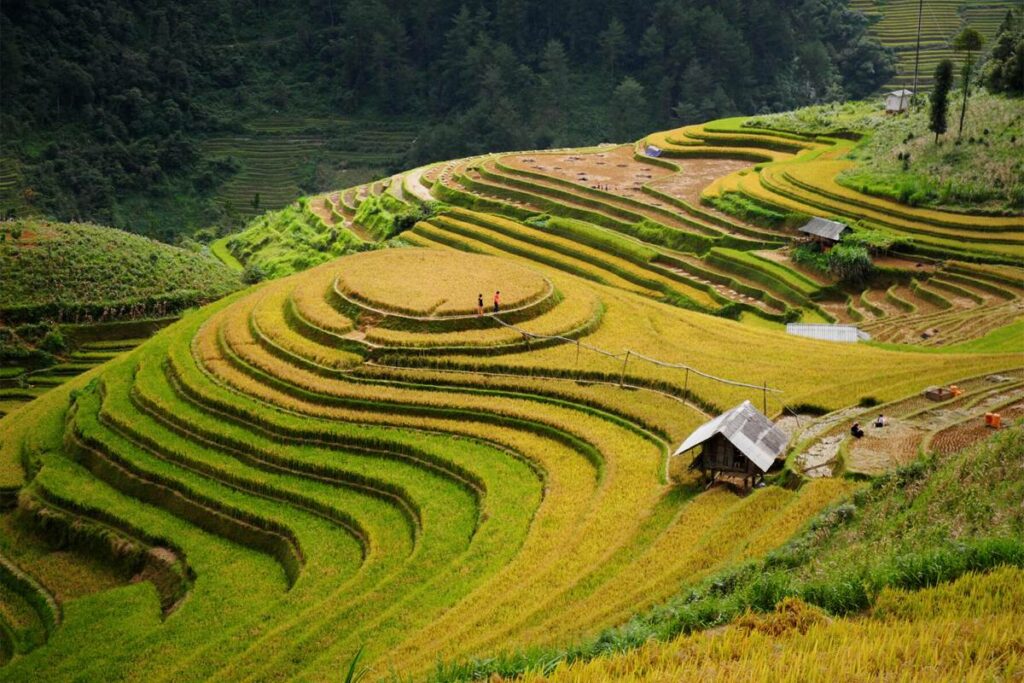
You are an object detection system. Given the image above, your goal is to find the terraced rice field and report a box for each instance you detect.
[4,232,1019,678]
[850,0,1020,91]
[3,103,1022,678]
[5,225,1022,677]
[657,122,1024,262]
[202,117,419,218]
[0,158,20,215]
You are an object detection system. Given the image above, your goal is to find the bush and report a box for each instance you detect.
[827,244,873,285]
[241,262,267,285]
[38,326,67,354]
[791,244,828,273]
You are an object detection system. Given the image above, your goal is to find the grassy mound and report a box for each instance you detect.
[336,250,550,317]
[0,220,241,417]
[0,221,239,323]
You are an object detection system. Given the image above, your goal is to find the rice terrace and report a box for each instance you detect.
[0,1,1022,681]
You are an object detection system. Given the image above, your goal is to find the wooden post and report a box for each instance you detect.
[619,351,630,387]
[684,367,689,402]
[911,0,923,105]
[574,340,581,380]
[763,381,767,415]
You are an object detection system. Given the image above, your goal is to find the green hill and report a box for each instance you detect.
[0,220,241,417]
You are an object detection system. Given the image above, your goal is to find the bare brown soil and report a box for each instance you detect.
[930,403,1024,456]
[846,421,927,474]
[502,145,673,203]
[872,256,935,272]
[647,158,755,205]
[308,194,337,226]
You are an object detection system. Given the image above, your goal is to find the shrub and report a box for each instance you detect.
[791,244,828,273]
[38,326,67,354]
[827,244,873,285]
[242,262,267,285]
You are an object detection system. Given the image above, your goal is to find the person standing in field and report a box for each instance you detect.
[493,290,501,313]
[477,293,484,315]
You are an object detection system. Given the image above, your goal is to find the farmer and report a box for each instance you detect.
[874,414,887,428]
[477,293,484,315]
[493,290,501,313]
[850,422,865,439]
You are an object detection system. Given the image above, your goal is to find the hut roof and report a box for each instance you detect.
[888,89,914,97]
[673,400,788,472]
[799,217,849,242]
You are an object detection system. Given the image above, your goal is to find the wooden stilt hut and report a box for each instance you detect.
[673,400,789,490]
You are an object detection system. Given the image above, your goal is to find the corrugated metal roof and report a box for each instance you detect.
[672,400,788,472]
[786,323,870,343]
[645,145,663,158]
[888,89,914,96]
[799,217,848,242]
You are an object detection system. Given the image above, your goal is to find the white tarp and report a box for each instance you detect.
[786,323,869,343]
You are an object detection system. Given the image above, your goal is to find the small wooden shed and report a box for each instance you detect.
[885,89,913,114]
[673,400,789,490]
[798,217,849,249]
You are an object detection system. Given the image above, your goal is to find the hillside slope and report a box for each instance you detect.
[0,237,1018,678]
[0,220,241,417]
[492,426,1024,680]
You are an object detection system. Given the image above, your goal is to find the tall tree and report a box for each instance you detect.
[982,10,1023,95]
[610,76,646,141]
[929,60,954,143]
[953,27,984,139]
[598,18,628,76]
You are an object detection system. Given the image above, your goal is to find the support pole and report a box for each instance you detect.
[763,381,768,415]
[684,367,690,402]
[619,351,630,388]
[574,340,581,380]
[911,0,924,105]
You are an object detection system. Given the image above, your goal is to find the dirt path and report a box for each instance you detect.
[308,194,338,226]
[404,166,435,203]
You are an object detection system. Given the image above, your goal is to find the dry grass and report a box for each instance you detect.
[335,248,550,316]
[522,566,1024,682]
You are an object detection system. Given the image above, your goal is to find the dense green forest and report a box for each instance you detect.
[1,0,896,239]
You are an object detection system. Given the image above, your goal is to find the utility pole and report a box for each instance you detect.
[911,0,924,105]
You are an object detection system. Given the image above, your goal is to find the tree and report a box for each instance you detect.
[598,18,628,76]
[538,40,570,128]
[929,60,954,143]
[952,27,984,139]
[982,10,1023,95]
[611,77,646,141]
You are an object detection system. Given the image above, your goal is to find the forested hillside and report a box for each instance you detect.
[0,0,894,239]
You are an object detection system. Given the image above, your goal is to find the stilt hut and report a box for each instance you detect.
[798,217,849,251]
[673,400,788,490]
